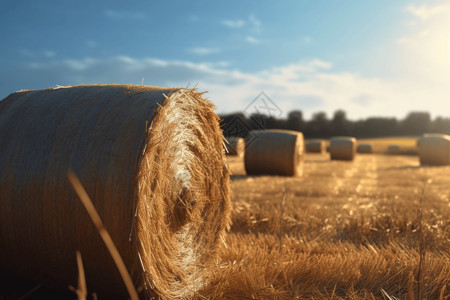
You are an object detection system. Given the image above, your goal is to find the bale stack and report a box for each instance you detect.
[244,130,304,176]
[305,139,325,153]
[418,133,450,165]
[357,143,372,154]
[329,136,357,161]
[387,144,400,155]
[0,84,231,299]
[225,136,245,157]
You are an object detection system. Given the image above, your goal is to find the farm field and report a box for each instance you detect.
[2,144,450,299]
[199,152,450,299]
[357,137,419,154]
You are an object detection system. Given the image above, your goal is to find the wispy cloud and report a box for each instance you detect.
[221,15,263,44]
[104,9,146,21]
[221,19,245,28]
[188,47,220,55]
[43,51,56,58]
[406,3,448,20]
[245,36,261,44]
[6,55,450,119]
[249,14,262,34]
[220,15,262,33]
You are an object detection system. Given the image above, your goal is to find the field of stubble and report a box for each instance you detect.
[199,153,450,299]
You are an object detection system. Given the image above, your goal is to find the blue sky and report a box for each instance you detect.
[1,0,449,120]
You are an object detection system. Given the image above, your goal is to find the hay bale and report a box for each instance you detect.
[244,129,304,176]
[0,84,231,299]
[305,139,325,153]
[386,144,400,155]
[357,143,372,154]
[329,136,357,160]
[418,133,450,165]
[225,136,245,157]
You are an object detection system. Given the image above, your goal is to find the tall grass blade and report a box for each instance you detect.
[67,171,139,300]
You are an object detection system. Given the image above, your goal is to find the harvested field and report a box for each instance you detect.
[359,137,419,155]
[204,153,450,299]
[1,144,450,299]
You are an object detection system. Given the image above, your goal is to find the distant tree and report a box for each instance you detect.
[220,112,251,137]
[400,112,431,135]
[330,110,350,136]
[430,117,450,134]
[358,117,399,138]
[306,111,329,138]
[286,110,304,132]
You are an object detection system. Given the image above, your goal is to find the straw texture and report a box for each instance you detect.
[0,84,231,299]
[244,130,304,176]
[329,136,357,161]
[357,144,372,154]
[225,136,245,157]
[418,133,450,166]
[305,140,325,153]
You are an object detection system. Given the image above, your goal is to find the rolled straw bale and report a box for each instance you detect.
[0,84,231,299]
[357,143,373,154]
[329,136,357,160]
[386,144,400,155]
[418,133,450,165]
[225,136,245,157]
[244,129,304,176]
[305,139,325,153]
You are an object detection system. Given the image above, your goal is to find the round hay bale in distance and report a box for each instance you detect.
[306,139,325,153]
[329,136,357,161]
[386,144,401,155]
[0,84,231,299]
[244,129,304,176]
[357,143,372,154]
[418,133,450,166]
[225,136,245,157]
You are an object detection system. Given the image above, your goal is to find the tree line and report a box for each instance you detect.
[220,110,450,139]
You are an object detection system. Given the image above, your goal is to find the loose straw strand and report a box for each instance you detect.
[67,171,139,300]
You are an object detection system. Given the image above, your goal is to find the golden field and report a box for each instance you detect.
[198,151,450,299]
[2,142,450,299]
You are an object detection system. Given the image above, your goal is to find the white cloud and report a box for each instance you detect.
[245,36,261,44]
[188,47,220,55]
[8,55,450,120]
[406,4,448,20]
[221,15,262,34]
[221,20,245,28]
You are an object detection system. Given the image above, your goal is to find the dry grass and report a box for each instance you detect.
[358,137,419,155]
[2,138,450,299]
[201,153,450,299]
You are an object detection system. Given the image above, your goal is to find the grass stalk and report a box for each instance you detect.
[67,171,139,300]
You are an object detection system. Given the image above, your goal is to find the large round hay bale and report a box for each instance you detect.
[418,133,450,165]
[357,143,372,154]
[244,130,304,176]
[305,139,325,153]
[329,136,357,160]
[225,136,245,157]
[0,84,231,299]
[386,144,400,155]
